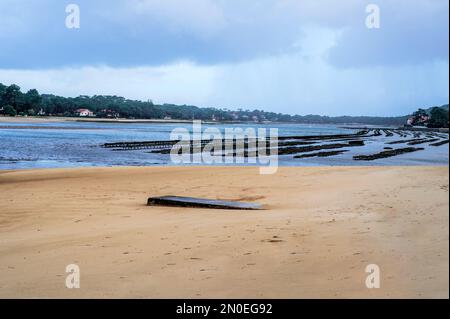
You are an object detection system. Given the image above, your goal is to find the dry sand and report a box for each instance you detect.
[0,166,448,298]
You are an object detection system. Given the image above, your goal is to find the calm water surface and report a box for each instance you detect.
[0,121,448,169]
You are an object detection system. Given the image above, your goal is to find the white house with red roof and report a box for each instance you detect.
[75,108,94,117]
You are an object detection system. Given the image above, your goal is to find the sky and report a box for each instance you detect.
[0,0,448,116]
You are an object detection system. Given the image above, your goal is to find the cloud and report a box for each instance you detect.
[0,0,447,116]
[129,0,227,37]
[1,44,447,116]
[327,0,449,67]
[0,0,447,68]
[209,51,448,116]
[0,63,219,107]
[0,0,41,39]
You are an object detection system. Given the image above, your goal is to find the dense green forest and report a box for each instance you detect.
[0,82,448,126]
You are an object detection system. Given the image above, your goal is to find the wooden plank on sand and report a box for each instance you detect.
[147,196,263,210]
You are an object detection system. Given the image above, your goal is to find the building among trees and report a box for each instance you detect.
[75,108,94,117]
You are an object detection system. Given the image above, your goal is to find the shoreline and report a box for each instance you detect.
[341,126,450,134]
[1,116,448,133]
[0,165,448,298]
[1,121,448,169]
[0,116,208,124]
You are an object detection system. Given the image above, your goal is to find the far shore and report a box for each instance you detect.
[0,115,413,127]
[0,115,286,125]
[341,125,449,134]
[1,115,448,134]
[0,115,206,124]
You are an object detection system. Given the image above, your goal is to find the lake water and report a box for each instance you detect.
[0,121,448,169]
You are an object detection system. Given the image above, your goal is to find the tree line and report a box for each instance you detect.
[0,82,447,126]
[409,106,449,128]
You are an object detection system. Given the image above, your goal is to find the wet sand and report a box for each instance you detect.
[0,166,448,298]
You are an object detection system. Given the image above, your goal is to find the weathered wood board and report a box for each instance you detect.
[147,196,263,210]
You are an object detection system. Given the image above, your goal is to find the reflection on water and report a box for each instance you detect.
[0,121,448,169]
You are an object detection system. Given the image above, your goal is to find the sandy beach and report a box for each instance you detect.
[0,166,448,298]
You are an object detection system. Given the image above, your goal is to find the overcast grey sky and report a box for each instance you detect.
[0,0,448,116]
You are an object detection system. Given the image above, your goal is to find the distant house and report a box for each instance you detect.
[75,108,94,117]
[406,114,430,126]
